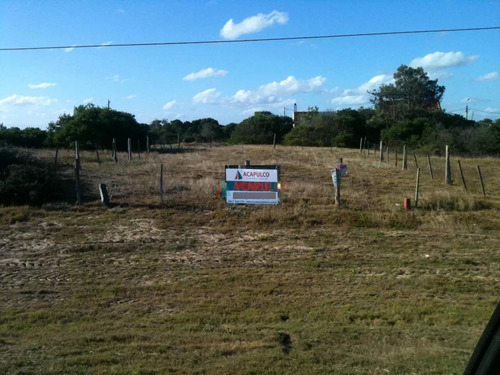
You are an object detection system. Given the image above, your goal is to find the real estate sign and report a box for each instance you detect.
[225,165,280,205]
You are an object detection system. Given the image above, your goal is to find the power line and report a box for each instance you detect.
[469,108,500,116]
[1,26,499,51]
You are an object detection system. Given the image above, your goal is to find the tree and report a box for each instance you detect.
[0,126,48,148]
[230,112,293,144]
[284,108,375,147]
[370,65,445,123]
[48,104,147,149]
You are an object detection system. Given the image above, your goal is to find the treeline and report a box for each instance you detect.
[286,106,500,155]
[0,105,293,151]
[1,64,499,155]
[1,104,499,156]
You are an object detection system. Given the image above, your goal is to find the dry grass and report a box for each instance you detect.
[1,144,499,374]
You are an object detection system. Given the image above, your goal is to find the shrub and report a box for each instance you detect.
[0,146,59,205]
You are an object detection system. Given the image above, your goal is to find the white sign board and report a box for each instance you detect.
[331,163,348,188]
[225,165,280,205]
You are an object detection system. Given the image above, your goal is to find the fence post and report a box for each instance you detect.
[379,141,384,162]
[54,147,59,171]
[75,141,81,170]
[445,145,451,185]
[360,137,363,153]
[99,183,110,206]
[159,164,164,204]
[413,154,419,169]
[127,138,132,161]
[402,145,407,170]
[458,161,467,190]
[95,144,101,166]
[273,133,276,150]
[112,138,118,163]
[146,136,150,153]
[477,165,486,196]
[75,165,81,205]
[427,154,434,179]
[415,168,421,208]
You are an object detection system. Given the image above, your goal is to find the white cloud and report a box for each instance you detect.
[183,67,228,81]
[229,75,326,105]
[193,89,221,104]
[28,82,56,89]
[331,74,393,106]
[126,95,136,100]
[331,95,368,106]
[107,74,127,83]
[220,10,288,39]
[83,97,94,104]
[163,100,177,110]
[484,107,499,114]
[0,94,57,111]
[477,72,500,81]
[410,51,479,70]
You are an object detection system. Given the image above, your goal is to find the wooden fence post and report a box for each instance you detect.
[75,141,81,170]
[54,147,59,171]
[127,138,132,161]
[413,154,419,169]
[477,165,486,196]
[360,138,363,153]
[146,136,150,153]
[95,144,101,166]
[415,167,421,208]
[75,165,81,205]
[112,138,118,163]
[395,150,398,167]
[273,133,276,150]
[379,141,384,162]
[427,154,434,179]
[402,145,407,170]
[159,164,164,204]
[99,183,110,206]
[445,145,451,185]
[458,161,467,190]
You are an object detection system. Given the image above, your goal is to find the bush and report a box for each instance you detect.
[0,146,59,205]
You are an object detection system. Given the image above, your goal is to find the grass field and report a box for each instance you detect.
[1,145,499,374]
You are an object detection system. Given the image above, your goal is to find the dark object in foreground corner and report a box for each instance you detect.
[464,301,500,375]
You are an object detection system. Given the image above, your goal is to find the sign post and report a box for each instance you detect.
[331,160,348,207]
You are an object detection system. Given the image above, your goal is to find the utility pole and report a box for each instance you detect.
[107,99,111,109]
[465,98,469,120]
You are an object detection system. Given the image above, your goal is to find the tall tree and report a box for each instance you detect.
[48,104,147,149]
[370,65,445,122]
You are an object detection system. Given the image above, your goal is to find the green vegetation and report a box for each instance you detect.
[1,145,499,374]
[229,111,293,144]
[0,146,60,205]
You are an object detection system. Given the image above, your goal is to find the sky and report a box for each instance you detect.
[1,0,499,129]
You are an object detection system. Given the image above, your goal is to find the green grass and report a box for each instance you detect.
[1,145,499,374]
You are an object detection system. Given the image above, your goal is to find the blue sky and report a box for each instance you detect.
[1,0,499,129]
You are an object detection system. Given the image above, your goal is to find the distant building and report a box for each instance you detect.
[292,103,311,127]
